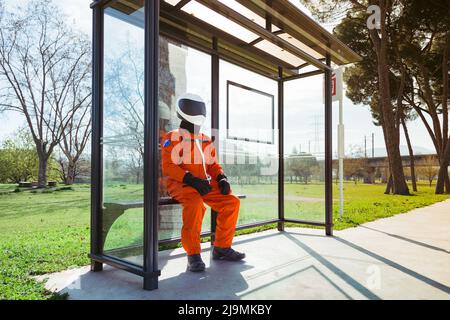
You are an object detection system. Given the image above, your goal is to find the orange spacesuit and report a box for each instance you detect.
[161,128,240,256]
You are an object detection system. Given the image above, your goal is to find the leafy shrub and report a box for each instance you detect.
[55,186,74,192]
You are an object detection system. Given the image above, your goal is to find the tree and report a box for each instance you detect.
[344,158,369,184]
[286,146,299,183]
[397,1,450,194]
[344,144,369,184]
[57,51,91,185]
[0,130,38,183]
[305,0,410,195]
[103,36,175,186]
[401,116,417,191]
[305,0,450,194]
[57,154,90,185]
[369,2,410,194]
[418,156,439,187]
[286,153,320,184]
[0,0,91,188]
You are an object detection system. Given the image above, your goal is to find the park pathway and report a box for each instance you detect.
[39,199,450,300]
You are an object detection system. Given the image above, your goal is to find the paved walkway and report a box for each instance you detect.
[38,200,450,300]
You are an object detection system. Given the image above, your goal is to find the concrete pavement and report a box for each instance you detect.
[37,199,450,300]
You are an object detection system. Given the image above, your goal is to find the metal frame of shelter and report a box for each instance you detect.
[89,0,361,290]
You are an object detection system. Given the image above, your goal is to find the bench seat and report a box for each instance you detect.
[102,195,246,250]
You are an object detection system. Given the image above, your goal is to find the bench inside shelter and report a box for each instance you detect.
[102,194,247,253]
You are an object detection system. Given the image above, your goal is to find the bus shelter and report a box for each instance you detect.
[89,0,361,290]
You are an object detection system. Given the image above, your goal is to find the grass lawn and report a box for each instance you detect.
[1,181,449,299]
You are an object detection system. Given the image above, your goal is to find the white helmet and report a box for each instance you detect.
[176,93,207,127]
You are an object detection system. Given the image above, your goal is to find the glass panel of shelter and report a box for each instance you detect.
[101,5,215,265]
[181,1,260,43]
[219,60,279,226]
[158,38,212,241]
[253,40,306,68]
[216,0,267,28]
[165,0,183,6]
[278,33,324,61]
[102,3,145,266]
[284,75,326,223]
[158,44,282,240]
[158,41,281,237]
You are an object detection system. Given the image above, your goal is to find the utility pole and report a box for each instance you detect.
[372,133,375,158]
[314,116,320,154]
[364,136,367,158]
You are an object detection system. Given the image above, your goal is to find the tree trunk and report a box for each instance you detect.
[385,174,393,194]
[370,4,410,196]
[436,33,450,194]
[401,118,417,192]
[379,64,409,196]
[65,161,77,185]
[381,128,393,194]
[37,152,48,188]
[435,147,450,194]
[435,133,450,194]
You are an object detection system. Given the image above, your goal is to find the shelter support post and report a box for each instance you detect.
[90,1,104,273]
[278,66,285,232]
[338,86,344,218]
[143,0,161,290]
[211,37,220,245]
[325,54,334,236]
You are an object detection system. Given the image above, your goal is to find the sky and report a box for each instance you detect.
[0,0,435,157]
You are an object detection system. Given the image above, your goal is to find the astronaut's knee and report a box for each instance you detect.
[228,194,240,209]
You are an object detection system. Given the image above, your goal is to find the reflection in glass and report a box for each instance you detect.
[102,5,145,265]
[227,81,275,145]
[159,39,212,241]
[284,75,325,223]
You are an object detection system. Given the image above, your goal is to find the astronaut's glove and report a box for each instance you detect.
[217,174,231,195]
[183,172,212,196]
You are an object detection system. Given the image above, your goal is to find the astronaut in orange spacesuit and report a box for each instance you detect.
[161,93,245,272]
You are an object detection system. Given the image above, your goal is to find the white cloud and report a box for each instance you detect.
[3,0,92,35]
[59,0,92,35]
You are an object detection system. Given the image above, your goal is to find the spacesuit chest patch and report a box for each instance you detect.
[163,139,171,148]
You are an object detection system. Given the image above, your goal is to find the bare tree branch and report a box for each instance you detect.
[0,0,92,187]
